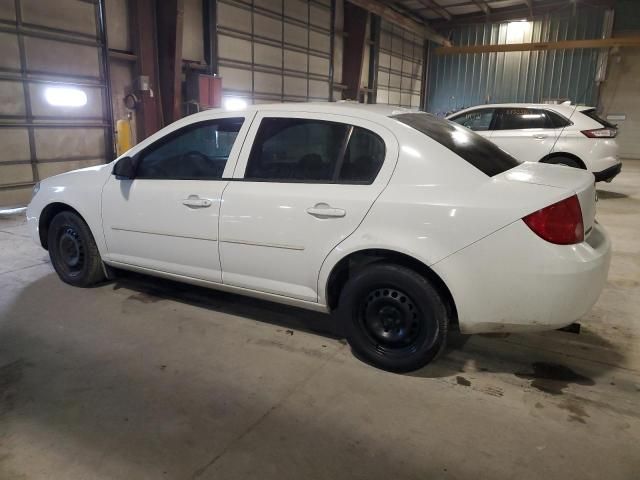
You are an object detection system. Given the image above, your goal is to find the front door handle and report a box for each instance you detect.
[533,134,548,139]
[182,195,212,208]
[306,203,346,218]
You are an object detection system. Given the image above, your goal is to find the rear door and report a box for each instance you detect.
[490,108,562,162]
[448,108,495,139]
[218,112,398,302]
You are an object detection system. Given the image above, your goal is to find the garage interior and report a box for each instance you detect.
[1,0,639,478]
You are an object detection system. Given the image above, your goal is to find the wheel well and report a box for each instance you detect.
[540,152,586,169]
[38,202,82,250]
[326,249,459,330]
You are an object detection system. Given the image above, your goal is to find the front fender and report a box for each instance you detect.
[26,164,112,254]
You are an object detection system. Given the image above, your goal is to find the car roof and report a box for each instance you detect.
[188,101,416,121]
[450,103,594,117]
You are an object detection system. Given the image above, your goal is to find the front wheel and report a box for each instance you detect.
[337,263,449,372]
[48,211,106,287]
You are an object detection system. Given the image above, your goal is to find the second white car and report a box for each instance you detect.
[447,103,621,182]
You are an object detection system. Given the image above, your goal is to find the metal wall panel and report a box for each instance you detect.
[376,19,422,109]
[0,0,112,207]
[427,8,607,115]
[217,0,332,104]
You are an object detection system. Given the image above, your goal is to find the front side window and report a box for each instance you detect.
[136,118,244,180]
[493,108,554,130]
[449,109,495,131]
[245,118,385,184]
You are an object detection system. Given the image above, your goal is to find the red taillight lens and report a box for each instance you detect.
[523,195,584,245]
[581,128,617,138]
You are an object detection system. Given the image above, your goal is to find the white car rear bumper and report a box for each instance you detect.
[432,220,611,334]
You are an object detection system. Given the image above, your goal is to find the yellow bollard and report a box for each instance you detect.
[116,117,133,156]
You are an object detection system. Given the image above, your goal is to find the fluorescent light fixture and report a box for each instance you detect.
[45,86,88,107]
[224,97,247,111]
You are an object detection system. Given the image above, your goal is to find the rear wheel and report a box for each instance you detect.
[338,263,448,372]
[48,211,105,287]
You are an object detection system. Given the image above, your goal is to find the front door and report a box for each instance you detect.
[218,112,398,302]
[101,115,252,282]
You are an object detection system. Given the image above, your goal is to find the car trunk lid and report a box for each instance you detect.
[497,162,596,237]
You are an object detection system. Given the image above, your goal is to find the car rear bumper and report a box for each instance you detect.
[594,162,622,182]
[432,220,611,334]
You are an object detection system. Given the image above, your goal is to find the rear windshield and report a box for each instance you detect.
[392,113,521,177]
[581,108,617,129]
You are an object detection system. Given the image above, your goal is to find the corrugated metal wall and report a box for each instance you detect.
[427,7,607,115]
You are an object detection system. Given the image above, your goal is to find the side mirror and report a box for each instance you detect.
[112,156,137,179]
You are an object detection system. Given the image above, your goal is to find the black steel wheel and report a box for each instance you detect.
[338,263,449,372]
[48,211,105,287]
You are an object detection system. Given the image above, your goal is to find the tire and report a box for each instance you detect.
[337,263,449,373]
[47,211,106,287]
[545,157,580,168]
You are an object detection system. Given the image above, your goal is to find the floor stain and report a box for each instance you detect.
[0,359,29,416]
[482,386,504,397]
[456,376,471,386]
[559,400,590,424]
[128,292,164,304]
[515,362,595,396]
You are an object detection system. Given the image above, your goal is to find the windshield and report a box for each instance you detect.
[392,113,521,177]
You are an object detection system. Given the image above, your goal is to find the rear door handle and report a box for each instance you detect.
[306,203,346,218]
[533,134,548,139]
[182,195,212,208]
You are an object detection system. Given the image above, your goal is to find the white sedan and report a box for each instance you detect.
[27,103,611,372]
[447,103,621,182]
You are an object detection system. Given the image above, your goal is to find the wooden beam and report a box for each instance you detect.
[435,36,640,55]
[346,0,451,46]
[416,0,451,21]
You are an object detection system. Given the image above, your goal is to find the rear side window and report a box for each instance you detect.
[494,108,553,130]
[245,118,385,184]
[449,108,495,131]
[546,110,572,128]
[339,127,385,183]
[581,108,617,129]
[392,113,520,177]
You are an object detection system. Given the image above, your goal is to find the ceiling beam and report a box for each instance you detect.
[430,0,615,27]
[346,0,452,46]
[471,0,490,15]
[435,36,640,55]
[416,0,452,21]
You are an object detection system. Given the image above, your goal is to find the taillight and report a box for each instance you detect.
[581,128,617,138]
[522,195,584,245]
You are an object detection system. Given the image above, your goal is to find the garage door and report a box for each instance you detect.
[216,0,332,104]
[376,19,423,109]
[0,0,112,207]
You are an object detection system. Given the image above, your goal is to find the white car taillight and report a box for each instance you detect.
[522,195,584,245]
[581,128,617,138]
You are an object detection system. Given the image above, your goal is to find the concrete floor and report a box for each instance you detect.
[1,163,639,480]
